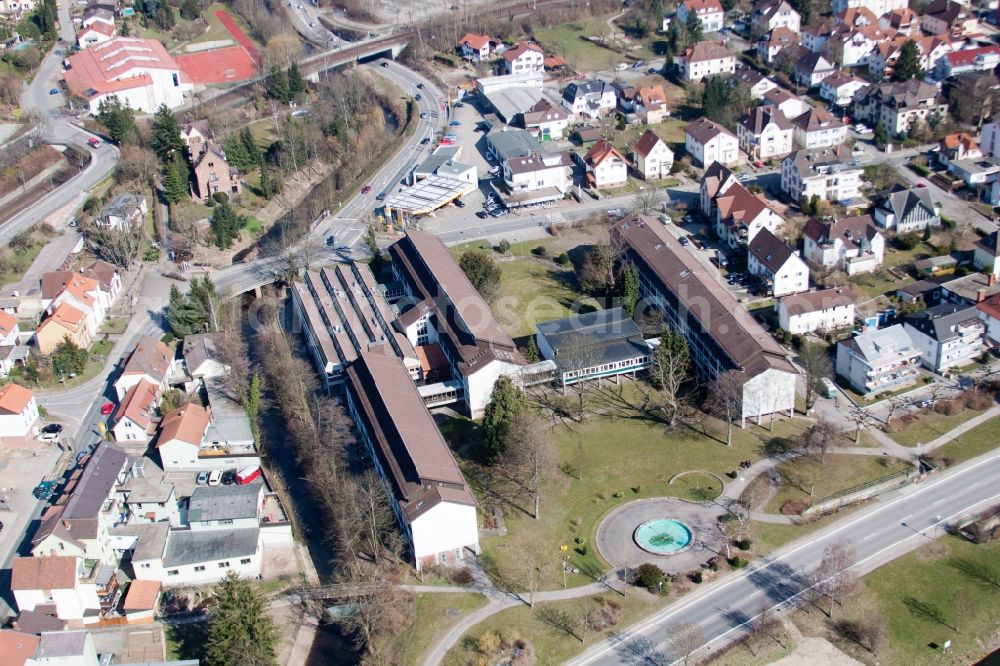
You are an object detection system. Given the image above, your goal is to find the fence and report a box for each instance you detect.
[802,463,920,517]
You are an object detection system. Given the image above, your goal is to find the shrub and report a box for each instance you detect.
[690,570,703,584]
[896,233,920,250]
[555,252,570,265]
[729,557,748,569]
[586,598,622,631]
[911,163,930,176]
[531,246,548,258]
[791,334,803,350]
[780,500,808,515]
[726,470,738,479]
[782,330,793,345]
[737,539,753,551]
[707,558,720,572]
[961,389,993,411]
[718,512,739,523]
[448,567,475,585]
[634,563,666,593]
[497,239,511,254]
[941,215,957,230]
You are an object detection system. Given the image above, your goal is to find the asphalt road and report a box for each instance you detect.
[2,9,120,246]
[209,57,445,297]
[567,449,1000,666]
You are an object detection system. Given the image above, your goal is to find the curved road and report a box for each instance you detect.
[209,57,445,296]
[563,449,1000,666]
[4,4,120,245]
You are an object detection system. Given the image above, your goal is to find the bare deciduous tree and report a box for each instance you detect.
[799,342,832,414]
[667,622,705,665]
[796,418,841,464]
[706,370,746,446]
[848,403,875,445]
[812,542,858,620]
[82,220,144,268]
[503,410,555,520]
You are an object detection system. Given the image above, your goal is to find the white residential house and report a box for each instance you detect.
[853,80,948,137]
[802,214,885,276]
[583,140,628,189]
[93,193,147,230]
[47,274,110,340]
[820,71,868,107]
[732,69,779,99]
[676,41,736,83]
[831,0,906,18]
[0,0,35,15]
[502,41,544,74]
[154,403,211,470]
[560,80,617,120]
[631,130,674,180]
[685,117,739,167]
[0,383,38,438]
[113,335,174,401]
[110,379,158,444]
[792,105,848,149]
[677,0,725,32]
[502,151,573,194]
[976,293,1000,343]
[636,85,669,124]
[700,160,740,218]
[752,0,801,36]
[714,182,785,249]
[921,0,977,38]
[11,557,101,624]
[835,324,922,395]
[457,33,496,61]
[935,45,1000,79]
[757,27,800,65]
[981,115,1000,158]
[118,475,180,526]
[872,186,940,232]
[903,303,985,373]
[77,21,115,48]
[777,288,856,334]
[781,145,862,203]
[794,51,836,88]
[737,106,793,161]
[762,87,811,120]
[973,231,1000,279]
[747,228,810,296]
[937,132,983,169]
[521,98,569,141]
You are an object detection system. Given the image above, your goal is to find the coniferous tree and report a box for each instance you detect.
[179,0,200,20]
[240,127,263,166]
[162,154,189,203]
[482,376,525,462]
[266,67,290,103]
[622,263,640,317]
[205,573,278,666]
[96,97,139,145]
[224,133,252,173]
[893,40,922,82]
[685,12,703,45]
[287,61,305,96]
[149,105,185,163]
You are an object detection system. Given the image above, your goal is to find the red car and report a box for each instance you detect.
[100,402,114,415]
[361,185,372,194]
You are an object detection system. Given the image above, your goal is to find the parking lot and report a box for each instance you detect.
[0,445,65,562]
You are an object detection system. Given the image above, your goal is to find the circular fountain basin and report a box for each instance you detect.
[633,519,694,555]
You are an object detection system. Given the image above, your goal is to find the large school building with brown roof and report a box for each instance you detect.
[614,215,798,423]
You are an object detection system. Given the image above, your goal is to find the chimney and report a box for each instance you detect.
[990,273,997,287]
[977,289,987,303]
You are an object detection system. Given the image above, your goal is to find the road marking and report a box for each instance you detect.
[932,498,945,506]
[970,482,982,489]
[863,531,879,540]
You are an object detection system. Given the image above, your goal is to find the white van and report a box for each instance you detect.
[208,469,222,486]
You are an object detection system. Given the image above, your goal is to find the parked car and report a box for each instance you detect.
[415,93,422,101]
[475,211,488,219]
[326,235,335,246]
[820,377,837,399]
[196,471,210,486]
[450,120,461,126]
[361,184,372,194]
[336,245,350,252]
[738,173,750,182]
[416,83,424,89]
[376,192,386,200]
[32,481,56,501]
[49,88,60,95]
[454,199,465,208]
[222,468,237,485]
[678,236,690,246]
[100,402,114,415]
[380,62,389,68]
[420,137,430,145]
[208,469,222,486]
[39,424,63,442]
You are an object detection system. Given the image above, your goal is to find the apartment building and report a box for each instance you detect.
[836,325,921,395]
[802,214,885,275]
[781,145,862,203]
[503,151,573,196]
[676,41,736,83]
[713,182,784,250]
[686,117,739,167]
[677,0,725,32]
[792,106,848,149]
[853,80,948,136]
[737,106,793,161]
[776,288,856,334]
[903,303,985,373]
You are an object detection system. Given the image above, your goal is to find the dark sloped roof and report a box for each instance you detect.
[877,185,936,221]
[738,106,791,133]
[163,528,260,567]
[975,230,1000,258]
[779,288,854,316]
[60,443,129,538]
[685,117,735,143]
[748,228,796,273]
[903,302,982,342]
[614,215,796,377]
[345,348,475,523]
[634,129,666,157]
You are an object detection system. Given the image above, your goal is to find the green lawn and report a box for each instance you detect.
[932,415,1000,464]
[0,228,53,287]
[535,21,624,72]
[860,534,1000,665]
[186,3,256,46]
[98,317,129,335]
[765,453,909,514]
[613,118,687,152]
[890,408,987,447]
[443,592,666,666]
[489,258,599,339]
[393,592,488,666]
[459,401,810,590]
